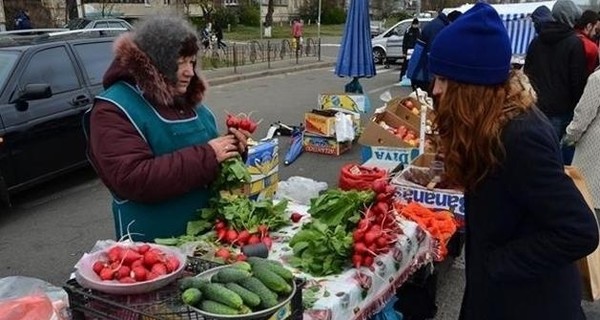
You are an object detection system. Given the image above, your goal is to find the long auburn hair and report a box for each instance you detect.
[434,70,536,191]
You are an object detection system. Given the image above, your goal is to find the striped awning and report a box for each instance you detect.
[499,13,535,56]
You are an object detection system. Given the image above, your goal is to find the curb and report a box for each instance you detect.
[206,61,335,86]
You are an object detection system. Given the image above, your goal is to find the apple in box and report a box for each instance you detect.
[402,99,419,116]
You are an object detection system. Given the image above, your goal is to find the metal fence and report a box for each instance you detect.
[199,37,321,71]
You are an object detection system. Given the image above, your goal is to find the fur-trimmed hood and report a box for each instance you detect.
[102,33,208,110]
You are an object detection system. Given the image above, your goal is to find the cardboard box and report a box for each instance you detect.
[304,110,337,137]
[230,139,279,199]
[303,132,352,156]
[391,154,465,223]
[386,96,436,130]
[361,145,420,166]
[358,110,420,149]
[319,93,369,114]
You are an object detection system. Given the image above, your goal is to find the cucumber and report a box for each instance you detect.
[181,288,202,306]
[232,261,252,272]
[238,277,279,309]
[200,300,240,315]
[190,278,209,290]
[225,282,261,308]
[247,258,293,281]
[178,276,196,291]
[214,267,251,283]
[252,264,292,295]
[200,283,243,309]
[247,257,283,267]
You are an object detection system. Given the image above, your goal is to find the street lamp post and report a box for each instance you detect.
[317,0,322,60]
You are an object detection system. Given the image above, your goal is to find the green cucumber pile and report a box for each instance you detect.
[179,258,295,315]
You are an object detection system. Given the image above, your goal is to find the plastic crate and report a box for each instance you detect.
[64,257,305,320]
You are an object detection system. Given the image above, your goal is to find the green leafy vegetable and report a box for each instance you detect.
[289,221,353,276]
[308,189,374,227]
[213,157,251,191]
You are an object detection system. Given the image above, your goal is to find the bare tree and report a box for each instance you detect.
[177,0,213,19]
[99,0,117,17]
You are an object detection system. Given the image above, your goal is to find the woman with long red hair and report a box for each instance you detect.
[429,3,599,319]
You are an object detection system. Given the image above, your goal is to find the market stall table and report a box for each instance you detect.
[269,202,435,320]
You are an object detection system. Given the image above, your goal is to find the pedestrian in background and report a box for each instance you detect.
[524,0,586,165]
[563,66,600,215]
[574,10,600,74]
[429,3,599,319]
[214,23,227,49]
[399,18,420,82]
[291,18,304,51]
[531,5,554,34]
[14,9,32,30]
[84,15,250,242]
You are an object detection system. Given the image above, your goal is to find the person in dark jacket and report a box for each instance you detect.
[214,23,226,49]
[399,18,420,81]
[531,5,554,34]
[14,9,32,30]
[409,11,450,93]
[429,3,599,319]
[524,0,586,165]
[447,10,462,22]
[84,15,250,242]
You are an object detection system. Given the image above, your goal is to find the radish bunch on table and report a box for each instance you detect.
[351,179,402,269]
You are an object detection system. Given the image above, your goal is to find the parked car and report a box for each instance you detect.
[370,20,386,37]
[0,29,117,206]
[371,17,433,64]
[65,18,133,31]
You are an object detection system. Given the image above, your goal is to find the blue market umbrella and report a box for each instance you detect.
[284,127,304,166]
[335,0,377,92]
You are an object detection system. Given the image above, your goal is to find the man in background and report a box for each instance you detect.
[14,9,32,30]
[399,18,420,82]
[574,10,600,74]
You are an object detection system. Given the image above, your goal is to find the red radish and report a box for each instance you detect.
[122,250,143,265]
[247,121,257,134]
[354,242,367,254]
[151,263,168,276]
[374,202,389,215]
[137,244,151,255]
[217,229,227,242]
[215,220,227,230]
[131,266,147,281]
[385,185,395,194]
[364,231,378,245]
[364,256,374,267]
[239,118,252,131]
[353,230,365,242]
[352,254,363,268]
[107,246,124,263]
[226,115,240,128]
[248,235,261,245]
[99,267,114,281]
[226,229,238,243]
[357,219,370,232]
[236,253,247,261]
[119,276,136,284]
[215,248,231,260]
[376,236,389,248]
[143,250,162,267]
[237,230,251,245]
[131,259,144,269]
[262,236,273,249]
[376,193,391,203]
[372,179,388,194]
[116,266,131,279]
[290,212,303,223]
[93,261,105,275]
[258,225,268,238]
[166,256,180,272]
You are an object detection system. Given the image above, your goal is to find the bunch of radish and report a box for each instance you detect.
[92,244,181,283]
[213,246,247,263]
[351,179,401,269]
[214,220,273,255]
[226,113,259,134]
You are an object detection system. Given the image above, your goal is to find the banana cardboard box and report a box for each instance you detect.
[232,139,279,200]
[318,93,369,114]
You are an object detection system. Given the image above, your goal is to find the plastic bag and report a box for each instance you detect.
[274,176,328,205]
[335,112,355,142]
[0,276,70,320]
[373,296,403,320]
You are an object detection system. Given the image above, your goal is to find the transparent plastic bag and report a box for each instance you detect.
[335,112,355,142]
[274,176,328,205]
[0,276,70,320]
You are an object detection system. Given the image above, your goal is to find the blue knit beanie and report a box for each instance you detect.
[429,2,511,85]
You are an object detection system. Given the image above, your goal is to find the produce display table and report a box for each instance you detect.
[269,203,435,320]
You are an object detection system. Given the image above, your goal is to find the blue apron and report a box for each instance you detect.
[95,81,218,242]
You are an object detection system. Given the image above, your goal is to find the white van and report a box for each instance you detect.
[371,17,433,64]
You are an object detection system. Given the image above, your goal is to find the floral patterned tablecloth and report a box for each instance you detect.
[269,203,435,320]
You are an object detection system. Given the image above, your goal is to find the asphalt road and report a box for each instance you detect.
[1,53,600,319]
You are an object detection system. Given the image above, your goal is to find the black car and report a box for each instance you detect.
[0,29,118,205]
